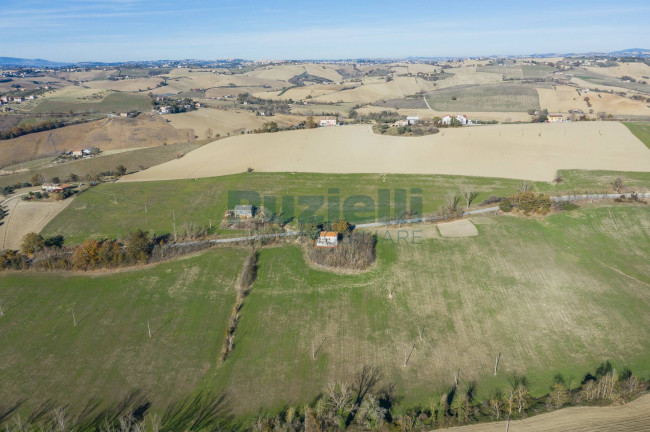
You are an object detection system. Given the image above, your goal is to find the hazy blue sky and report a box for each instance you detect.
[1,0,648,62]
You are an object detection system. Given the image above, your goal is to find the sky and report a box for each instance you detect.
[1,0,649,62]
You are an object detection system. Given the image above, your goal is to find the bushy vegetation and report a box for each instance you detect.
[509,191,551,215]
[306,231,376,270]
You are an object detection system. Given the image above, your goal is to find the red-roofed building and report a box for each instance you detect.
[316,231,338,247]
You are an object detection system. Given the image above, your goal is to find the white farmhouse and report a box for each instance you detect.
[440,114,468,126]
[319,118,337,127]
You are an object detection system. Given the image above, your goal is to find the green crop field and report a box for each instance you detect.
[476,66,523,80]
[426,84,540,112]
[520,64,555,79]
[2,204,649,417]
[31,92,152,114]
[40,170,650,245]
[624,121,650,149]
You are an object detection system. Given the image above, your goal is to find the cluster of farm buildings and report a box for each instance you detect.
[41,183,74,193]
[0,95,37,104]
[63,147,100,158]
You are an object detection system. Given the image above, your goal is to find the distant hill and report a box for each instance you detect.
[609,48,650,57]
[1,48,648,68]
[0,57,71,67]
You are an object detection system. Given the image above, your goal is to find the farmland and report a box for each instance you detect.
[29,90,152,114]
[41,169,650,245]
[425,84,540,112]
[0,247,247,411]
[0,113,194,168]
[3,204,650,416]
[0,141,202,187]
[446,393,650,431]
[120,122,650,183]
[624,121,650,149]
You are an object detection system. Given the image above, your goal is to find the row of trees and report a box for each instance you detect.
[1,230,155,272]
[249,364,647,432]
[0,118,70,140]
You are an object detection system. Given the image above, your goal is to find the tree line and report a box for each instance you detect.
[0,362,646,431]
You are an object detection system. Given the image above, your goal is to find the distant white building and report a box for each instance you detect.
[319,118,337,127]
[547,114,563,123]
[440,114,468,126]
[159,106,171,115]
[406,116,419,125]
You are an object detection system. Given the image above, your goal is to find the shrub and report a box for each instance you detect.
[557,201,579,211]
[499,198,513,212]
[44,235,65,248]
[124,229,153,264]
[481,195,504,206]
[510,191,550,215]
[21,232,45,255]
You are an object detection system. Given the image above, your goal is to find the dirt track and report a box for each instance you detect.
[445,393,650,431]
[122,122,650,183]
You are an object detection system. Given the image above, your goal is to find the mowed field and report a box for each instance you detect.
[165,108,305,139]
[4,204,650,416]
[0,196,75,250]
[122,122,650,183]
[446,393,650,432]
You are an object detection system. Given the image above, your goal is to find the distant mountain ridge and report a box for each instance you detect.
[0,57,71,67]
[1,48,648,67]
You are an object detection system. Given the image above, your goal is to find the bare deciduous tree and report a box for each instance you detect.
[611,177,624,193]
[516,382,528,413]
[460,185,479,209]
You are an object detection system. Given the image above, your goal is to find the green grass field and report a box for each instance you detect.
[2,204,649,417]
[426,84,540,112]
[520,64,555,79]
[40,170,650,245]
[0,247,247,411]
[623,122,650,149]
[476,66,523,80]
[31,92,152,114]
